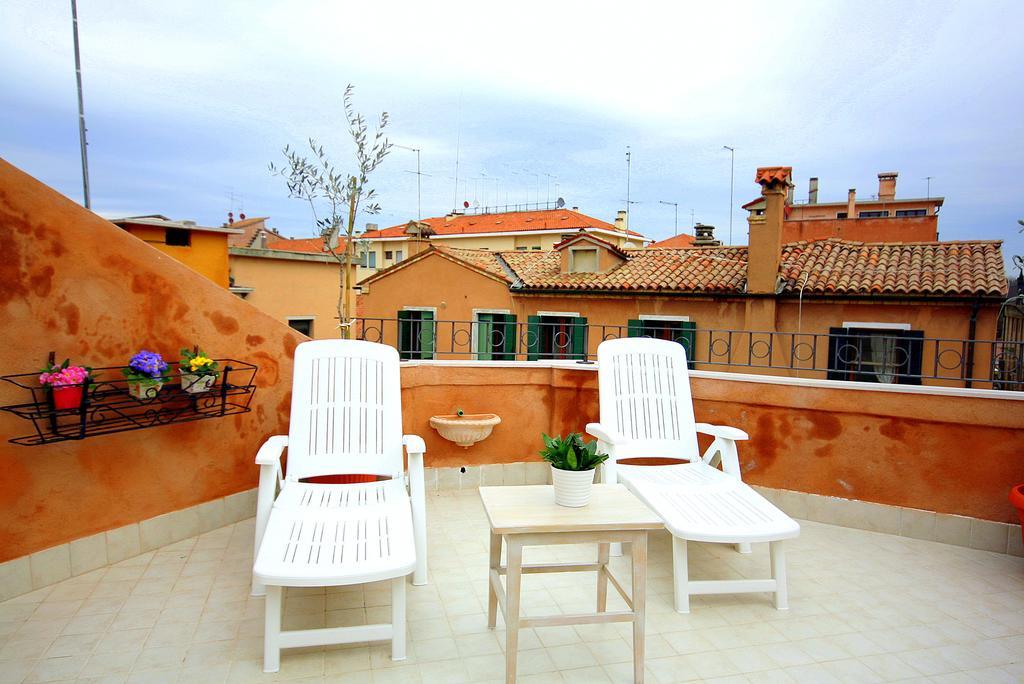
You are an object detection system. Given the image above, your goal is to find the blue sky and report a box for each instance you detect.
[2,1,1022,270]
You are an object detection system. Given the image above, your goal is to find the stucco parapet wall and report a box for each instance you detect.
[229,246,338,263]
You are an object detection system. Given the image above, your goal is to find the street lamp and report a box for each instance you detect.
[723,145,735,245]
[393,144,422,221]
[658,200,679,236]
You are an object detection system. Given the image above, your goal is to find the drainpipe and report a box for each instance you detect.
[964,298,980,388]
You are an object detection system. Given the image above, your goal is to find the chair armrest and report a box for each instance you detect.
[255,435,288,465]
[585,422,630,445]
[695,423,749,441]
[403,434,426,454]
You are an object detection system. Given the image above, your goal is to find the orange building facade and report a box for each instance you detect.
[113,216,242,287]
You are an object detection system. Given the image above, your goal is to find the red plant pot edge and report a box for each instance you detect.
[51,385,84,410]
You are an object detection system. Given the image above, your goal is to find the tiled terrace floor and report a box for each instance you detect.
[1,491,1023,684]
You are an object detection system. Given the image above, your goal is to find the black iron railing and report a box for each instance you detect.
[352,317,1024,391]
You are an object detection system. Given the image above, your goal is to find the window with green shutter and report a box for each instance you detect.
[476,313,517,361]
[627,318,697,367]
[398,309,435,360]
[528,314,588,361]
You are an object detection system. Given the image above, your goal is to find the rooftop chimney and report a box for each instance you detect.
[614,210,628,233]
[365,222,378,233]
[808,177,819,204]
[748,167,792,294]
[847,188,856,218]
[877,172,898,201]
[693,223,721,247]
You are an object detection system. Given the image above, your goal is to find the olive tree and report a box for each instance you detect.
[270,84,391,337]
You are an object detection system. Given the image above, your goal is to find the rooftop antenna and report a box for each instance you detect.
[690,208,695,230]
[393,144,422,221]
[723,145,735,245]
[925,176,933,199]
[71,0,91,209]
[659,200,679,236]
[544,173,557,206]
[625,146,632,227]
[451,94,462,212]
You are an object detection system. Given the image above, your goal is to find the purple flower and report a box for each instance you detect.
[128,350,167,379]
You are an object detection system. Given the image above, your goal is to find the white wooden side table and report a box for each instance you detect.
[479,484,663,684]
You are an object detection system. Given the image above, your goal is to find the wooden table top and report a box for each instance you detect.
[479,484,664,535]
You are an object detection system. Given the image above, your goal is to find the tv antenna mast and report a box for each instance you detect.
[71,0,91,209]
[393,144,422,221]
[659,200,679,236]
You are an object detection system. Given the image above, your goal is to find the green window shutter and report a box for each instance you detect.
[500,314,518,359]
[680,320,697,368]
[627,319,643,338]
[571,316,588,360]
[419,311,435,359]
[526,315,541,361]
[476,316,494,361]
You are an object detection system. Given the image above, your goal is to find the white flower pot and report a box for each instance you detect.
[127,380,163,400]
[551,466,596,507]
[180,370,217,394]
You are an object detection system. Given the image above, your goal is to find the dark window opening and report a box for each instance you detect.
[896,209,927,217]
[476,313,517,360]
[384,250,394,260]
[627,319,697,367]
[165,228,191,246]
[526,315,587,360]
[288,318,313,337]
[827,327,924,385]
[858,210,890,218]
[398,310,435,360]
[836,212,848,219]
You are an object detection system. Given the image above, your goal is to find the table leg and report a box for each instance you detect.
[597,542,610,612]
[488,532,502,629]
[631,532,648,684]
[505,538,523,684]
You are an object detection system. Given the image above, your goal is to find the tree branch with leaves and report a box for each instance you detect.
[270,84,391,337]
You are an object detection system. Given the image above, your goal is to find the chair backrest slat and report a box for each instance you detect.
[287,340,404,481]
[597,338,699,461]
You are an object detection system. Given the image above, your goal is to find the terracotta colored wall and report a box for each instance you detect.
[399,363,1024,522]
[0,159,303,562]
[124,225,232,287]
[782,215,938,243]
[789,198,938,220]
[229,253,352,339]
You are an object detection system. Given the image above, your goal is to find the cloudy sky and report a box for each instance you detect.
[2,1,1023,266]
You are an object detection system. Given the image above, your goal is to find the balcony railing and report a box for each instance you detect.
[352,317,1024,391]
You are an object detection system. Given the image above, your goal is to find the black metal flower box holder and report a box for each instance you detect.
[0,352,258,446]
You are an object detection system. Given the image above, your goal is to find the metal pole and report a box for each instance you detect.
[658,200,678,236]
[71,0,91,209]
[626,146,631,228]
[723,146,735,245]
[925,176,933,199]
[415,148,421,221]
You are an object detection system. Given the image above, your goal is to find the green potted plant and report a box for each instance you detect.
[122,350,168,400]
[540,433,609,507]
[179,348,219,394]
[38,359,91,410]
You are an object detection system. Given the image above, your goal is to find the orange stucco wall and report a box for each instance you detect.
[0,158,303,562]
[229,253,354,339]
[358,251,1001,385]
[399,364,1024,522]
[123,225,233,287]
[781,215,939,243]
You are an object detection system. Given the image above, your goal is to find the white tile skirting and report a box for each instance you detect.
[1,465,1020,602]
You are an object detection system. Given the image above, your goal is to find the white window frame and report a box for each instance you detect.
[286,316,316,336]
[568,246,600,273]
[841,321,911,330]
[639,315,690,322]
[472,308,513,360]
[536,311,580,318]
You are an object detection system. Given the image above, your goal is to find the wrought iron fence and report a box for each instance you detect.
[351,317,1024,391]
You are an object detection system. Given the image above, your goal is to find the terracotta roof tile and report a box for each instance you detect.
[362,209,644,239]
[650,233,697,249]
[265,237,328,253]
[433,246,511,281]
[755,166,792,187]
[778,239,1007,297]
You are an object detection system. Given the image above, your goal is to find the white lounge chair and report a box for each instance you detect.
[251,340,427,672]
[586,338,799,613]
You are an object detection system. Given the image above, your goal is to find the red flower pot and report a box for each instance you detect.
[52,385,84,410]
[1010,485,1024,544]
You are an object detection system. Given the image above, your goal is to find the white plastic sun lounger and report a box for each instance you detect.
[251,340,427,672]
[587,338,799,613]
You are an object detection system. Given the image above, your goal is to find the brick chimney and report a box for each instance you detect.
[693,223,721,247]
[808,177,819,204]
[747,167,791,294]
[877,172,897,201]
[847,188,856,218]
